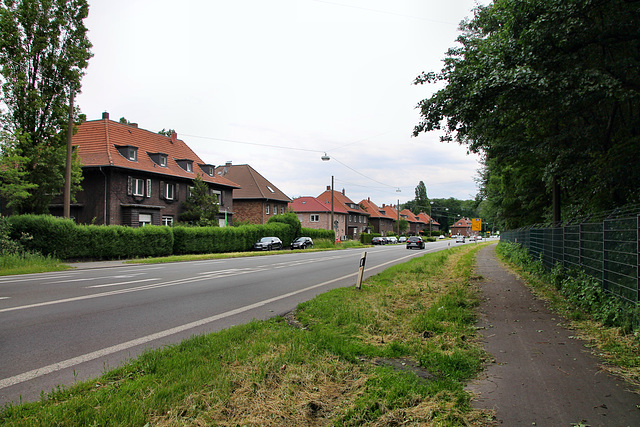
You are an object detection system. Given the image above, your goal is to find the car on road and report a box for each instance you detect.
[291,236,313,249]
[372,237,385,245]
[455,235,465,243]
[254,236,283,251]
[387,236,398,244]
[406,236,425,250]
[398,236,407,243]
[438,235,445,240]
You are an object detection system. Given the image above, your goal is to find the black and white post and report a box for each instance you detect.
[356,251,367,290]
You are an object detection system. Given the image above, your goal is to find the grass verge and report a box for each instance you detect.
[0,252,69,276]
[0,244,490,426]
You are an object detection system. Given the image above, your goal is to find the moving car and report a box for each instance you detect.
[455,235,465,243]
[291,236,313,249]
[254,236,283,251]
[387,236,398,244]
[406,236,425,250]
[398,236,407,243]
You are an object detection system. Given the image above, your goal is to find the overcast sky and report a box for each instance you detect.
[77,0,486,207]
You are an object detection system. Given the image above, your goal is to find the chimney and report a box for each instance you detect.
[170,131,177,143]
[130,123,138,128]
[342,189,345,195]
[368,197,370,202]
[225,161,232,167]
[102,112,109,120]
[326,186,331,191]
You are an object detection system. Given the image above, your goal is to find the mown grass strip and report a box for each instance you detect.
[0,244,491,426]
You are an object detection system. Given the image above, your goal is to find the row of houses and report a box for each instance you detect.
[43,114,473,237]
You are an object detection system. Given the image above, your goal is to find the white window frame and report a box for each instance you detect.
[133,178,145,196]
[266,204,270,215]
[162,215,173,226]
[310,214,319,222]
[165,183,175,200]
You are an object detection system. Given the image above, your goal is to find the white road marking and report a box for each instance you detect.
[0,251,421,390]
[86,278,159,289]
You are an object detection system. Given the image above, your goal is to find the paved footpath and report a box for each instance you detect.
[467,244,640,426]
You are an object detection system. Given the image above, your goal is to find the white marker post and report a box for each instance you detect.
[356,251,367,290]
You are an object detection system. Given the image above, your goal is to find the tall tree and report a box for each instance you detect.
[413,181,429,214]
[0,0,93,213]
[414,0,640,224]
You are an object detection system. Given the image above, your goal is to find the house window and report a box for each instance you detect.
[138,213,152,227]
[186,162,192,172]
[162,216,173,226]
[310,214,319,222]
[133,178,145,196]
[211,189,222,205]
[159,155,167,166]
[280,206,284,214]
[165,183,175,200]
[266,204,270,215]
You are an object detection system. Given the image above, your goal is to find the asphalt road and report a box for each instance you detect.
[0,240,469,406]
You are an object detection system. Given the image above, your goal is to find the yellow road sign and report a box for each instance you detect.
[472,218,482,231]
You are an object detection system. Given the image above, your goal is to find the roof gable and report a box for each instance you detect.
[214,163,291,202]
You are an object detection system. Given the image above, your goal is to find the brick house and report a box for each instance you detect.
[380,204,400,233]
[51,113,240,227]
[358,198,396,236]
[214,162,291,224]
[289,196,348,233]
[451,218,473,236]
[316,187,370,240]
[416,212,440,234]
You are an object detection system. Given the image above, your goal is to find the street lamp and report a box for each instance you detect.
[321,153,337,242]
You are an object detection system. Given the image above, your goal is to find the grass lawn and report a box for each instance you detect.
[0,244,492,426]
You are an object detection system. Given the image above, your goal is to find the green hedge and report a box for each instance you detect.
[8,215,174,259]
[172,223,290,255]
[6,214,339,260]
[301,227,335,241]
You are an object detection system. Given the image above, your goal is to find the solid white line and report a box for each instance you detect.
[0,250,421,390]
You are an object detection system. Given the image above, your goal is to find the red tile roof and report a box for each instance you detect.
[416,212,439,226]
[317,188,368,216]
[400,209,421,223]
[358,198,395,220]
[289,196,348,214]
[214,163,291,202]
[73,117,240,188]
[380,204,399,219]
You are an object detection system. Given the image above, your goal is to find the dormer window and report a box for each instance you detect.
[148,152,168,167]
[116,145,138,161]
[199,164,215,177]
[176,159,193,173]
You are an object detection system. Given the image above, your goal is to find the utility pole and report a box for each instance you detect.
[63,89,74,219]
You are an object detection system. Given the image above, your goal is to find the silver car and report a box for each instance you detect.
[254,236,283,251]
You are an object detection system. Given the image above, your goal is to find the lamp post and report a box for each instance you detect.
[322,154,336,243]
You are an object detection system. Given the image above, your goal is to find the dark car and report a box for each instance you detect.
[406,236,425,250]
[291,236,313,249]
[371,237,385,245]
[254,236,283,251]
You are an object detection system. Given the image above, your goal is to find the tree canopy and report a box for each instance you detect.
[414,0,640,228]
[179,175,220,226]
[0,0,92,213]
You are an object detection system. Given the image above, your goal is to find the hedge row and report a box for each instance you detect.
[7,214,324,260]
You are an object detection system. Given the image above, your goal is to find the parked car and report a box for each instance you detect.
[254,236,283,251]
[371,237,385,245]
[477,235,483,241]
[387,236,398,244]
[398,236,407,243]
[455,235,465,243]
[291,236,313,249]
[406,236,425,250]
[438,235,445,240]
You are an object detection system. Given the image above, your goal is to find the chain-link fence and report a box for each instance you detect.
[500,206,640,304]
